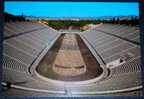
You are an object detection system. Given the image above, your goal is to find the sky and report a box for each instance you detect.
[4,2,139,18]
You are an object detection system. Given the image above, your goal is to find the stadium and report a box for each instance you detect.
[2,2,142,96]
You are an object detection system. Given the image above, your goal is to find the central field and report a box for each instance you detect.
[36,33,103,81]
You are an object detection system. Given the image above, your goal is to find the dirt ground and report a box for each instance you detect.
[36,33,103,81]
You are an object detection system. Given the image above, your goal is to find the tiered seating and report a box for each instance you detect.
[92,24,141,75]
[69,72,141,95]
[79,24,141,94]
[82,24,140,67]
[3,22,60,74]
[3,55,28,74]
[4,22,46,38]
[110,56,141,76]
[95,24,140,43]
[3,21,65,95]
[2,69,65,95]
[2,23,142,96]
[1,88,66,96]
[82,28,140,65]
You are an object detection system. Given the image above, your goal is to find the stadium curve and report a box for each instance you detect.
[2,21,142,96]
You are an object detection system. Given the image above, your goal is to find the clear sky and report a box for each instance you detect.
[5,2,139,18]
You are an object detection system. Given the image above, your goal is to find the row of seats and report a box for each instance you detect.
[3,22,60,74]
[80,26,142,94]
[95,24,140,43]
[2,69,65,94]
[4,22,46,38]
[69,72,141,94]
[3,68,141,96]
[81,23,141,76]
[72,26,141,93]
[110,56,141,76]
[3,22,65,95]
[82,29,140,64]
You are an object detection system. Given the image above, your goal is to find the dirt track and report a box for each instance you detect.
[36,33,103,81]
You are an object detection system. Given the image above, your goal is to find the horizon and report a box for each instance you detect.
[5,2,139,18]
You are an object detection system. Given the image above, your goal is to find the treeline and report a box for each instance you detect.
[46,20,101,30]
[4,12,29,22]
[4,12,139,28]
[42,17,139,30]
[102,17,139,26]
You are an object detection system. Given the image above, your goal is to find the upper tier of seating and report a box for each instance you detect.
[81,23,141,78]
[81,24,140,66]
[94,24,140,44]
[3,22,60,73]
[4,22,46,38]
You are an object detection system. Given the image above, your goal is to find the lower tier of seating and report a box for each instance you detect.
[2,68,142,96]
